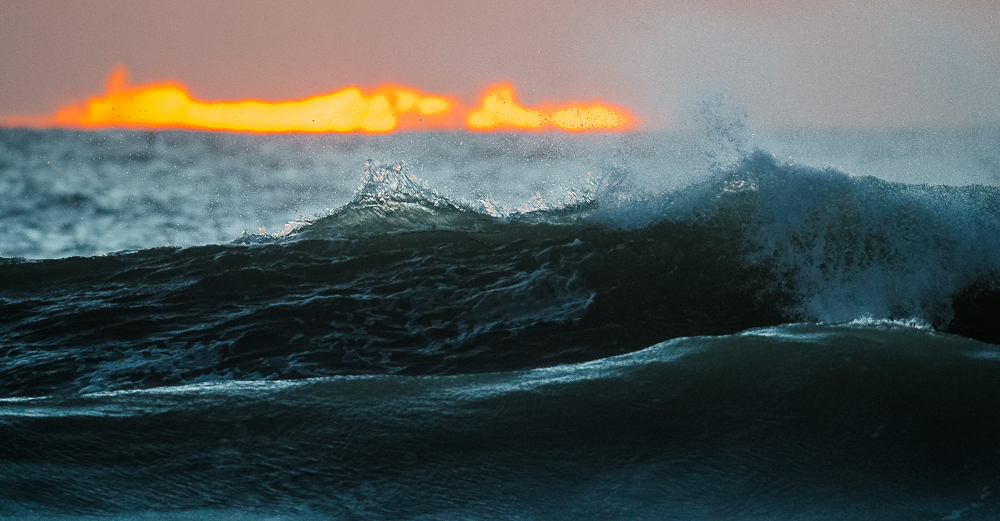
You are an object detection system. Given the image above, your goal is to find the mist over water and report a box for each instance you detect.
[2,125,998,260]
[4,125,1000,329]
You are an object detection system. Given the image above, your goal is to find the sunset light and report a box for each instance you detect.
[467,83,633,132]
[0,67,635,133]
[34,66,457,133]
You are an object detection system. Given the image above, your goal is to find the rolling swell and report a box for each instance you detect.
[3,153,1000,398]
[0,161,788,397]
[3,323,1000,519]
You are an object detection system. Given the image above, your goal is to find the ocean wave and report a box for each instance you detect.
[254,148,1000,328]
[696,150,1000,326]
[6,128,1000,520]
[4,149,1000,397]
[3,323,1000,519]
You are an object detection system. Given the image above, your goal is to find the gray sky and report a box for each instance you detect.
[2,0,998,128]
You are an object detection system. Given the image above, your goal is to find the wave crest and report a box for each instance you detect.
[704,150,1000,326]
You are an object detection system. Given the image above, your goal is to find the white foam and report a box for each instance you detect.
[717,150,1000,326]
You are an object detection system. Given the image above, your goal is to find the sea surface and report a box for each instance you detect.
[2,127,1000,520]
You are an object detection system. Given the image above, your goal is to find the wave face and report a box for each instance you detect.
[0,160,794,396]
[2,128,1000,518]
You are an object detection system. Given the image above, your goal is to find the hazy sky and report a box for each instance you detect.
[2,0,999,128]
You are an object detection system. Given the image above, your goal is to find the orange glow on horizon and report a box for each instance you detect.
[41,66,458,133]
[467,83,634,132]
[1,66,636,133]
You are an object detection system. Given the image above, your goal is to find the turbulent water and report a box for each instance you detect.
[2,128,1000,519]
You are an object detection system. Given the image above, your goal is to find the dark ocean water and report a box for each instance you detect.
[2,128,1000,519]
